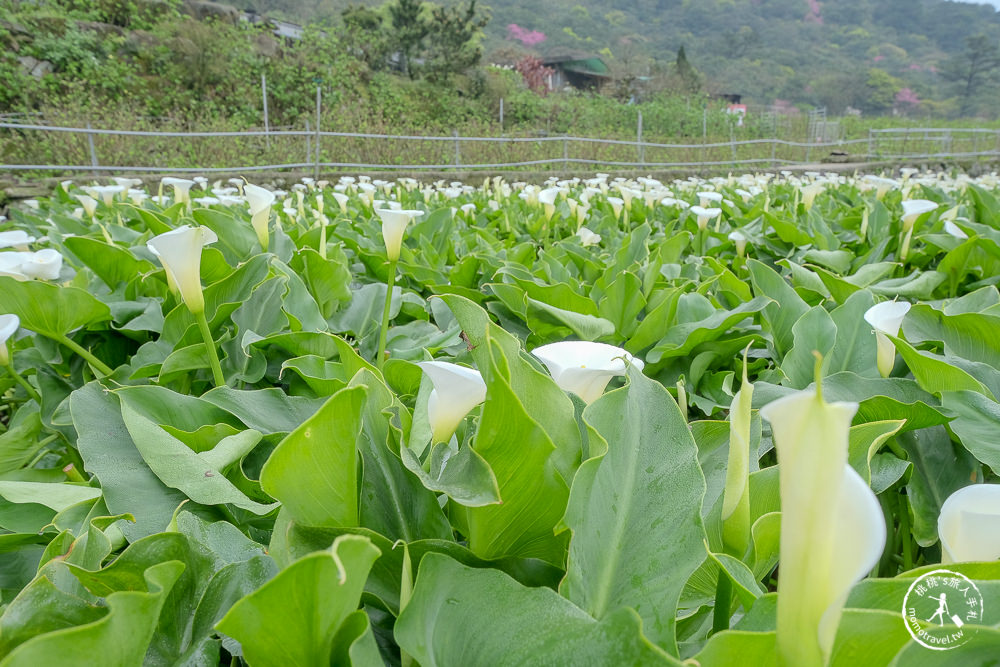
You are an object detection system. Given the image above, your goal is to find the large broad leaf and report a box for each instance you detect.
[890,336,995,399]
[0,561,183,667]
[71,383,187,541]
[459,336,570,565]
[904,304,1000,369]
[748,259,809,359]
[215,534,381,667]
[646,297,771,364]
[0,277,111,340]
[119,401,276,516]
[899,426,983,546]
[560,365,707,654]
[348,369,453,543]
[259,386,367,527]
[826,290,878,377]
[439,294,582,485]
[781,305,837,388]
[940,390,1000,474]
[394,553,679,666]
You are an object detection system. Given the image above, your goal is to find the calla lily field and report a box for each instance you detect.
[1,168,1000,666]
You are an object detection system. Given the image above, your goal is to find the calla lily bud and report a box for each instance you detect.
[761,380,885,667]
[531,341,643,404]
[901,199,938,232]
[147,225,218,315]
[375,208,422,262]
[722,351,753,557]
[418,361,488,444]
[938,484,1000,564]
[244,184,275,251]
[864,301,911,378]
[0,313,19,366]
[19,249,63,281]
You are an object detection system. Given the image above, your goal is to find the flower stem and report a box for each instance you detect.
[898,492,913,572]
[712,571,732,634]
[4,363,41,403]
[377,260,397,369]
[195,310,226,387]
[57,335,113,377]
[319,216,328,260]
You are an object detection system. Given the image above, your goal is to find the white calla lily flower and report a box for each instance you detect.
[243,183,275,251]
[0,252,31,281]
[944,220,969,239]
[901,199,939,232]
[76,194,98,218]
[690,205,722,230]
[147,225,218,314]
[332,192,349,213]
[607,196,624,220]
[938,484,1000,564]
[19,249,63,281]
[538,187,560,221]
[863,301,911,377]
[761,385,885,666]
[418,361,488,444]
[0,313,19,366]
[531,341,643,404]
[728,230,748,257]
[576,227,601,247]
[375,208,422,262]
[0,231,36,250]
[800,183,824,211]
[162,177,196,205]
[87,185,125,207]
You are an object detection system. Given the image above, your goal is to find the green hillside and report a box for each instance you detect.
[254,0,1000,115]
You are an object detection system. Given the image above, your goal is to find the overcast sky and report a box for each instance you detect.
[953,0,1000,9]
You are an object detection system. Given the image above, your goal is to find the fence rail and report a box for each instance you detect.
[2,122,998,176]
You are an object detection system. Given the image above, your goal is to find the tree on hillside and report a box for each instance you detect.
[342,5,391,72]
[389,0,429,79]
[422,0,490,83]
[674,45,701,94]
[943,33,1000,117]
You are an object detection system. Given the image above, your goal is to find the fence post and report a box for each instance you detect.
[261,73,270,150]
[453,130,460,168]
[637,110,644,165]
[701,107,707,164]
[771,139,777,168]
[867,129,874,160]
[314,86,321,180]
[305,120,311,169]
[86,122,99,176]
[563,136,569,172]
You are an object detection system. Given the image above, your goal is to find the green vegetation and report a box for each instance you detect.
[2,0,1000,152]
[1,169,1000,664]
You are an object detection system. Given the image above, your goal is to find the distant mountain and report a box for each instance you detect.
[251,0,1000,113]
